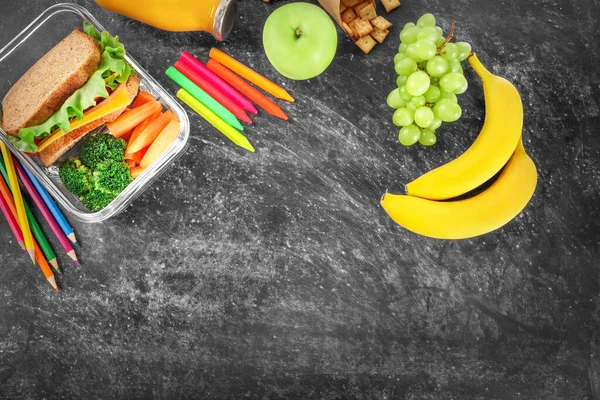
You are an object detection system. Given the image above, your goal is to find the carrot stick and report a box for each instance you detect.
[126,145,150,165]
[106,100,162,138]
[140,120,181,169]
[127,110,178,154]
[125,159,136,169]
[130,166,145,179]
[131,91,157,109]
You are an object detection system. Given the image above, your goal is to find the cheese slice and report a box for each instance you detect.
[36,83,131,152]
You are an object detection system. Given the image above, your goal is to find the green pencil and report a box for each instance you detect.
[0,157,59,272]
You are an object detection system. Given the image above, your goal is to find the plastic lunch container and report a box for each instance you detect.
[0,3,190,223]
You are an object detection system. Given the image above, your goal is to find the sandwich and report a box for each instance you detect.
[1,22,139,166]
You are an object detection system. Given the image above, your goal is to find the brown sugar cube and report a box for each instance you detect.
[355,35,377,54]
[341,8,358,25]
[340,2,348,12]
[341,0,362,8]
[381,0,400,12]
[370,15,392,30]
[342,22,355,38]
[357,3,377,20]
[370,28,389,43]
[349,18,374,38]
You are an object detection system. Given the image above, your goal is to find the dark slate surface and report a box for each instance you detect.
[0,0,599,398]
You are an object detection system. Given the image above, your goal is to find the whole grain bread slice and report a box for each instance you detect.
[37,75,139,167]
[1,29,101,135]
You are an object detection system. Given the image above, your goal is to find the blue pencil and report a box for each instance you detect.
[19,160,78,246]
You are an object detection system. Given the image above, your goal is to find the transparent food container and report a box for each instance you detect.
[0,3,190,223]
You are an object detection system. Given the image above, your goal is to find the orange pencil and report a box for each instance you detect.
[209,48,295,103]
[206,59,289,121]
[33,238,58,292]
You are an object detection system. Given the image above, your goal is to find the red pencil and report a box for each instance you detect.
[207,59,289,121]
[174,60,252,125]
[0,179,24,250]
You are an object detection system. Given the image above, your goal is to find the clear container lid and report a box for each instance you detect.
[0,3,190,223]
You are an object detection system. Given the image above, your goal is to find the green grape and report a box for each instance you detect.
[455,78,468,94]
[411,95,426,107]
[393,107,414,126]
[387,88,403,109]
[396,75,408,87]
[424,85,441,102]
[399,85,414,101]
[414,106,434,128]
[405,44,424,62]
[429,117,442,130]
[398,43,408,53]
[398,124,421,146]
[430,77,440,85]
[456,42,472,61]
[406,102,418,111]
[448,59,463,73]
[393,53,404,64]
[435,36,446,46]
[395,58,418,76]
[426,56,449,77]
[406,71,430,96]
[440,72,467,94]
[400,26,420,44]
[440,43,458,60]
[440,91,458,103]
[414,39,437,60]
[417,13,436,27]
[419,129,437,146]
[433,99,462,122]
[404,22,416,29]
[435,26,444,37]
[417,26,438,41]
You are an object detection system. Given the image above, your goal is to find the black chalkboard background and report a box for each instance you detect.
[0,0,599,398]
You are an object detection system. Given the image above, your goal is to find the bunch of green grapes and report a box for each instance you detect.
[386,13,471,146]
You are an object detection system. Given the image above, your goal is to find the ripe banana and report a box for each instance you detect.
[380,140,537,239]
[406,53,523,200]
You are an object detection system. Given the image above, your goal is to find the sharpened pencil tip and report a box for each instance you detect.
[27,248,36,264]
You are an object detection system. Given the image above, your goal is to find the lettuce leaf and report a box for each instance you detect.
[8,22,134,153]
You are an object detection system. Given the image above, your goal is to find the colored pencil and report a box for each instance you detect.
[206,59,289,121]
[12,157,78,264]
[19,160,77,246]
[179,51,258,115]
[33,237,58,291]
[0,158,59,271]
[0,172,57,290]
[165,66,244,130]
[0,178,24,250]
[177,89,254,153]
[0,142,35,263]
[209,48,295,103]
[173,60,252,125]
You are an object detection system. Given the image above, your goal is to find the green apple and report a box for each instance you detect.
[262,2,338,80]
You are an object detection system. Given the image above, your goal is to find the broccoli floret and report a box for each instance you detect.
[79,133,127,170]
[59,158,93,196]
[93,160,132,193]
[81,188,118,212]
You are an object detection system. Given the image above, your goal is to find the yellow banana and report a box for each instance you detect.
[381,140,537,239]
[406,53,523,200]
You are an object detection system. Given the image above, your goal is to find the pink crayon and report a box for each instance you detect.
[179,51,258,115]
